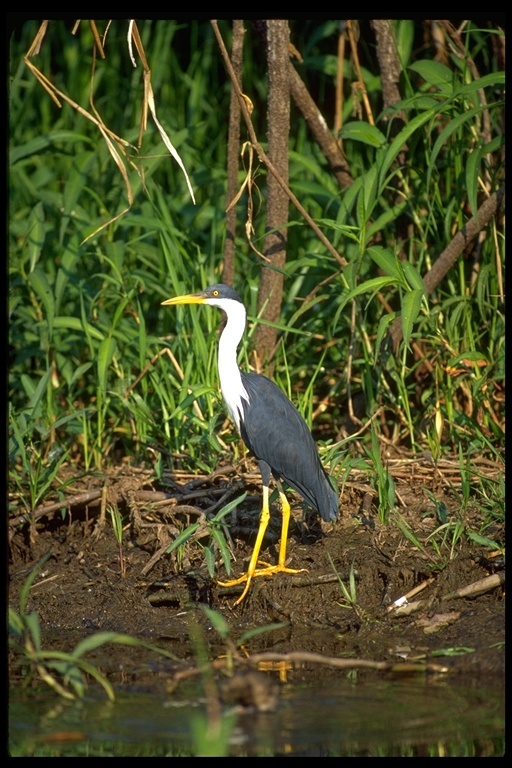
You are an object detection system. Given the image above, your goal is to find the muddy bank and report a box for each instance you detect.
[9,460,505,688]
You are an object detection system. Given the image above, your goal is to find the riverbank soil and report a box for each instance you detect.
[9,456,505,690]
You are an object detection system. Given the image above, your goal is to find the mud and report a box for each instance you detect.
[8,458,505,690]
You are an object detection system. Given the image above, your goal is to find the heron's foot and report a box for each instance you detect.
[218,564,304,588]
[218,563,307,605]
[254,563,306,578]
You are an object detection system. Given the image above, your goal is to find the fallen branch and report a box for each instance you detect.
[9,489,103,528]
[248,650,448,674]
[173,649,449,682]
[390,572,505,617]
[443,572,505,601]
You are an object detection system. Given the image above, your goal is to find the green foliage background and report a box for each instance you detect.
[9,20,505,515]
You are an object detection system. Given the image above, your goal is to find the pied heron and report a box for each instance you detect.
[161,283,338,603]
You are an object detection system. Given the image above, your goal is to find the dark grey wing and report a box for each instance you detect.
[240,373,338,522]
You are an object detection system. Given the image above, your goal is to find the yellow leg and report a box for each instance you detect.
[218,483,305,605]
[276,485,292,567]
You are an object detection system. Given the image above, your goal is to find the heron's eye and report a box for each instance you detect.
[213,290,219,296]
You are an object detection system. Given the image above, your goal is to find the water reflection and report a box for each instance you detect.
[10,674,504,757]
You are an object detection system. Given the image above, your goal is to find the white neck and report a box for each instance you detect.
[205,297,249,431]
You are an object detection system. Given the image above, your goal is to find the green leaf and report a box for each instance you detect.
[59,661,86,698]
[61,151,96,217]
[382,93,442,116]
[137,298,148,370]
[401,261,425,292]
[338,175,364,220]
[8,408,28,467]
[212,492,247,521]
[374,312,398,364]
[452,71,505,97]
[201,605,230,639]
[447,350,489,366]
[427,104,492,188]
[379,106,438,189]
[366,199,408,238]
[10,136,53,165]
[166,522,201,554]
[464,134,504,220]
[8,606,24,637]
[431,647,475,657]
[71,631,181,662]
[71,631,129,657]
[51,411,87,431]
[409,60,454,95]
[401,288,424,347]
[66,658,112,699]
[339,276,397,312]
[466,531,501,549]
[97,337,117,395]
[203,545,216,578]
[465,145,483,220]
[210,527,232,576]
[26,202,46,274]
[386,471,396,509]
[79,291,100,356]
[395,20,415,68]
[339,121,387,148]
[69,362,94,387]
[111,294,132,332]
[175,386,214,416]
[9,130,95,165]
[238,622,289,646]
[28,265,55,338]
[53,315,105,342]
[25,611,42,652]
[25,368,52,416]
[356,164,379,227]
[367,246,403,281]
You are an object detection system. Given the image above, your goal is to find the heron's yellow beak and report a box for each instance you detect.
[161,293,205,306]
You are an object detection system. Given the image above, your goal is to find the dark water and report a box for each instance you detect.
[9,674,504,756]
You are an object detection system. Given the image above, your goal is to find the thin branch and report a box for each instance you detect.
[389,184,505,351]
[289,62,353,192]
[223,20,246,287]
[211,20,347,269]
[346,20,374,126]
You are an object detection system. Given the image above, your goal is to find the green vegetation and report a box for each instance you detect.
[165,492,247,579]
[329,555,365,622]
[8,551,182,701]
